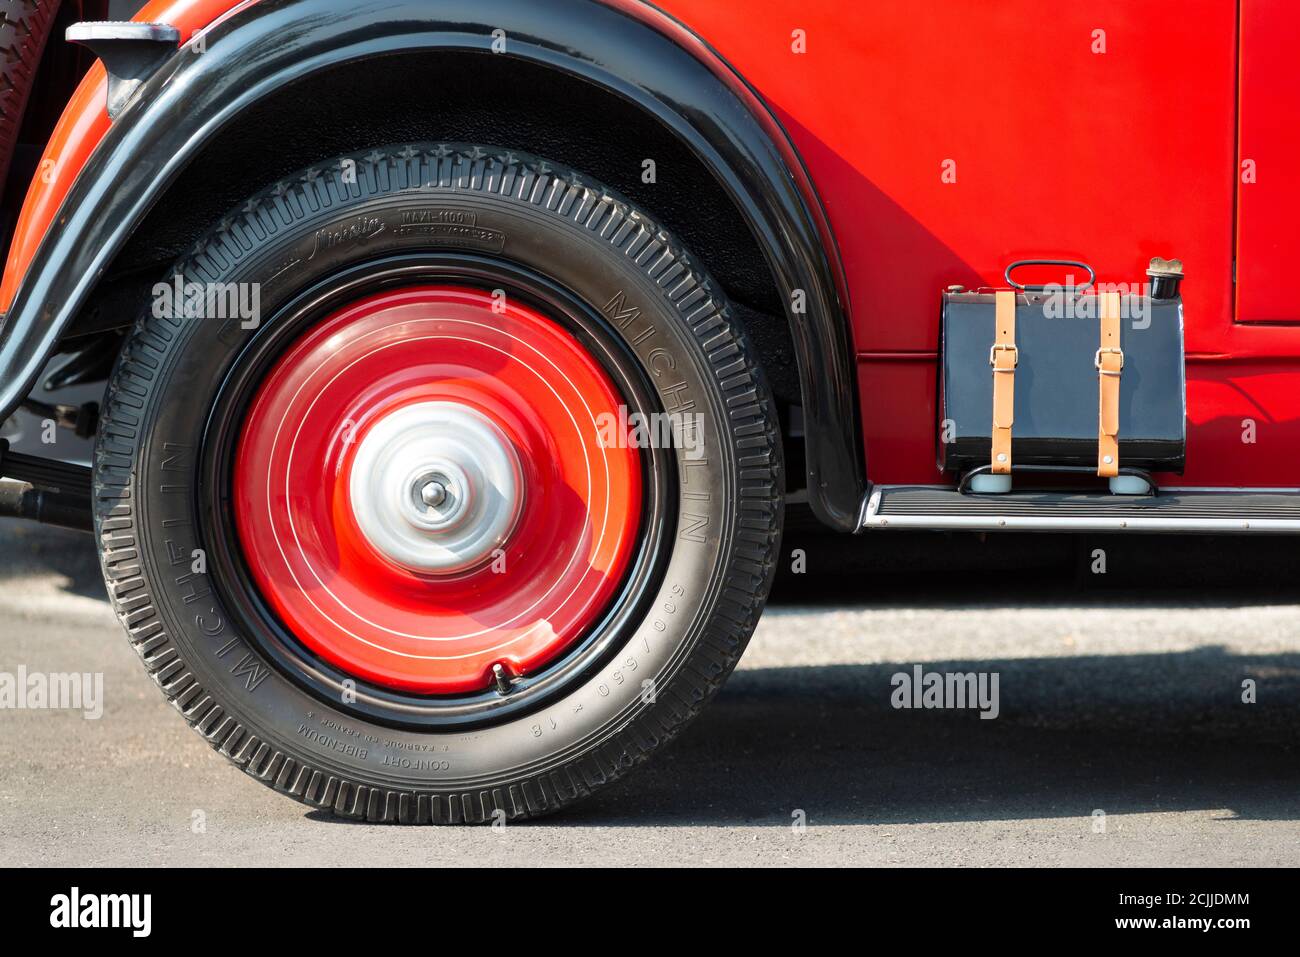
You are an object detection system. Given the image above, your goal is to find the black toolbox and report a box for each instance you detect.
[939,259,1186,479]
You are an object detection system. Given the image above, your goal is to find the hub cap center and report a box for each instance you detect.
[349,401,523,574]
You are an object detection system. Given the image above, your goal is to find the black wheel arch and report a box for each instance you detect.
[0,0,864,530]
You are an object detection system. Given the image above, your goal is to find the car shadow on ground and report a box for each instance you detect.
[562,530,1300,827]
[564,643,1300,827]
[0,523,106,601]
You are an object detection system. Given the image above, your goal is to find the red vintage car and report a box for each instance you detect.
[0,0,1292,822]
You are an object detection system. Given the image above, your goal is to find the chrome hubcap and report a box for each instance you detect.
[348,401,523,574]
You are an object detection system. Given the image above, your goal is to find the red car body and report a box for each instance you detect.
[5,0,1297,492]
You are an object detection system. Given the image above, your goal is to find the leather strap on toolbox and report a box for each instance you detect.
[1096,291,1123,477]
[990,290,1017,474]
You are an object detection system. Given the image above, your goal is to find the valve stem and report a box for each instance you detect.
[492,662,514,696]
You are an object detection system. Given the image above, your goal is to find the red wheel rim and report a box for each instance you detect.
[232,286,643,694]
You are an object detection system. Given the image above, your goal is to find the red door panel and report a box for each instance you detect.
[655,0,1238,355]
[1235,0,1300,324]
[656,0,1300,486]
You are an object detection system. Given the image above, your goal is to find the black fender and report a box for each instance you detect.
[0,0,864,530]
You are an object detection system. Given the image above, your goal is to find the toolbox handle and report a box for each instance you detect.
[1004,259,1095,292]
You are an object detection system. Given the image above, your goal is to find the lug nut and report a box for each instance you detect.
[420,480,448,508]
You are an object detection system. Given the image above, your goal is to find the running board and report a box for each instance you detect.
[860,485,1300,533]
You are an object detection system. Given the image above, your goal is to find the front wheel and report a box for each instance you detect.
[94,144,783,822]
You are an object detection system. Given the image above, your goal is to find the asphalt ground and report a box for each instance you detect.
[2,515,1299,866]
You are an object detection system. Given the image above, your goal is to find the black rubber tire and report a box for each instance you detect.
[0,0,59,191]
[93,143,783,823]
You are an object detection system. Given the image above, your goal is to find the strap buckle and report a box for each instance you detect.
[1095,347,1124,375]
[989,343,1019,369]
